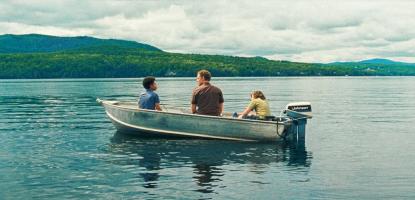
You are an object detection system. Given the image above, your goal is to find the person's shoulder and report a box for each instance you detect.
[193,85,202,90]
[192,85,201,93]
[258,99,269,106]
[210,84,222,91]
[252,98,262,104]
[150,91,159,97]
[193,84,208,92]
[145,89,156,96]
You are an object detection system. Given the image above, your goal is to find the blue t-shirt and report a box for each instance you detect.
[138,89,160,110]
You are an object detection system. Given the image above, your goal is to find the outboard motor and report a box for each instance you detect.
[284,102,312,141]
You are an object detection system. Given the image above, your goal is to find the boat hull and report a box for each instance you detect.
[100,100,293,142]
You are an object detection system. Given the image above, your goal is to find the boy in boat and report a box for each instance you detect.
[191,70,224,116]
[238,90,271,120]
[139,76,162,111]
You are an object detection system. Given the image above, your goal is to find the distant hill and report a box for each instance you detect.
[358,58,401,64]
[329,58,415,66]
[0,34,161,53]
[0,34,414,78]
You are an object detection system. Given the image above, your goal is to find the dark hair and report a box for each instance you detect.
[197,70,211,81]
[251,90,266,100]
[142,76,156,89]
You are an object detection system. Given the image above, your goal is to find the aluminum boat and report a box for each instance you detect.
[97,99,312,142]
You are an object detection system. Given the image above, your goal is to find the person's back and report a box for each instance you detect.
[139,89,159,110]
[191,70,224,116]
[238,90,271,120]
[192,83,223,116]
[138,76,162,111]
[248,98,271,119]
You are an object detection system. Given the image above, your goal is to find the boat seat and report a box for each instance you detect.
[265,116,276,121]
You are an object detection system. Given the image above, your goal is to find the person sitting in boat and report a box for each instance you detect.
[139,76,162,111]
[191,70,224,116]
[238,90,271,120]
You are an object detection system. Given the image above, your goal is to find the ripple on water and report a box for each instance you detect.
[1,77,415,199]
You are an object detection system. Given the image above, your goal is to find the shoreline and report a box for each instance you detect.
[1,76,414,82]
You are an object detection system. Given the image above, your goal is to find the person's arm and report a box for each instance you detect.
[191,89,198,114]
[238,100,256,119]
[155,103,162,111]
[238,107,252,119]
[154,93,161,111]
[218,89,224,116]
[219,103,224,116]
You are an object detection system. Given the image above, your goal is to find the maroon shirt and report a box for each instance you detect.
[191,83,224,116]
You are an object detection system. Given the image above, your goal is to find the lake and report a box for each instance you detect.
[1,77,414,199]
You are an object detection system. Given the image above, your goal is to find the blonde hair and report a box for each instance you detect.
[251,90,266,100]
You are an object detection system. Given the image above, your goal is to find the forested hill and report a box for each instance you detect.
[0,34,414,78]
[0,34,161,53]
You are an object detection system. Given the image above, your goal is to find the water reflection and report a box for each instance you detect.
[137,149,161,189]
[108,132,312,193]
[193,164,223,193]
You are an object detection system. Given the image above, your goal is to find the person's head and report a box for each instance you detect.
[251,90,266,100]
[142,76,158,90]
[196,70,211,85]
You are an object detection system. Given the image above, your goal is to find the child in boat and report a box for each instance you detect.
[138,76,162,111]
[238,90,271,120]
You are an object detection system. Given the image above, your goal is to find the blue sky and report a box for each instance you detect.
[1,0,414,63]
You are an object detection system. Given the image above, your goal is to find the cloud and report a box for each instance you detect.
[0,0,415,62]
[94,5,200,49]
[0,22,93,36]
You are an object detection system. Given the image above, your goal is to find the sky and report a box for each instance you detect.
[0,0,414,63]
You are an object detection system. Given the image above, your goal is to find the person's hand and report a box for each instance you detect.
[238,115,243,119]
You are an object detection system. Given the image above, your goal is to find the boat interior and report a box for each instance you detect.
[109,101,289,122]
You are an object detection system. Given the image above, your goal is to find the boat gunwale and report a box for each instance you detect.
[100,100,291,126]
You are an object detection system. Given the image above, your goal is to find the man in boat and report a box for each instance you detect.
[191,70,224,116]
[139,76,162,111]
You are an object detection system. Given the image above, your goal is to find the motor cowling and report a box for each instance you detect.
[284,102,312,141]
[285,102,312,119]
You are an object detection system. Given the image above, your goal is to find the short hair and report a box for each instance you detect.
[251,90,266,100]
[197,70,211,81]
[142,76,156,89]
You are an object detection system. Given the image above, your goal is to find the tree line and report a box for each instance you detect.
[1,46,414,78]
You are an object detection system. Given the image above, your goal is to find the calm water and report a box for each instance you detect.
[1,77,414,199]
